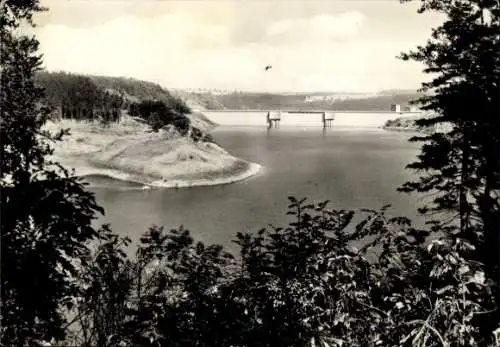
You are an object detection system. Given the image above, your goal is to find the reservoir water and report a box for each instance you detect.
[88,125,424,253]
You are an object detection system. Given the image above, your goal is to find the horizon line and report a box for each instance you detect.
[39,68,421,95]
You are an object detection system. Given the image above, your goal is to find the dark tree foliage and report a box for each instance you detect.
[35,71,124,122]
[0,2,109,345]
[64,198,499,346]
[397,0,500,312]
[89,75,175,102]
[65,230,132,347]
[129,99,193,135]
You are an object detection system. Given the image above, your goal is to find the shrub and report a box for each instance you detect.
[61,197,498,346]
[130,100,192,135]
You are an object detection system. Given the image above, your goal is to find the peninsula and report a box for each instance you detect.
[38,71,262,188]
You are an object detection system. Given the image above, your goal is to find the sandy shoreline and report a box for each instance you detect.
[150,161,263,188]
[77,161,264,189]
[44,117,264,189]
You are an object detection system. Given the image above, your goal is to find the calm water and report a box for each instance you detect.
[88,127,424,253]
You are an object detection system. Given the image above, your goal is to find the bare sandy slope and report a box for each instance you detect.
[43,116,262,188]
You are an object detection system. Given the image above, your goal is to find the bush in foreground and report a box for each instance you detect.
[63,198,498,347]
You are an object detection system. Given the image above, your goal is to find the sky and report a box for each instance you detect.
[28,0,445,93]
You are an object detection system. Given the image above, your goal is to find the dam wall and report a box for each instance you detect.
[202,110,422,128]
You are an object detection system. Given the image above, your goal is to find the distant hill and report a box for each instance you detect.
[170,90,225,111]
[376,89,421,96]
[323,93,423,111]
[35,71,424,113]
[172,90,424,111]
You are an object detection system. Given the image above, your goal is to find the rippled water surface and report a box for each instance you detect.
[87,126,423,253]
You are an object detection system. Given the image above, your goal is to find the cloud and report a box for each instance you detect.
[35,8,423,92]
[37,11,232,76]
[264,12,366,44]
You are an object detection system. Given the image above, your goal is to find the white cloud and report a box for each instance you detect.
[264,12,366,44]
[36,8,424,92]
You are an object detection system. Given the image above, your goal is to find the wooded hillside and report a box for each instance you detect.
[35,71,180,110]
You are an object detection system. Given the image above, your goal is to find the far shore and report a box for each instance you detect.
[383,126,422,133]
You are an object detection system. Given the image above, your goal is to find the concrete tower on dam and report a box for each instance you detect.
[322,112,334,128]
[267,111,282,128]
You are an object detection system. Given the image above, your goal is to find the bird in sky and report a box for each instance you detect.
[265,65,272,71]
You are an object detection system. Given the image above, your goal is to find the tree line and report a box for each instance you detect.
[35,71,124,121]
[89,75,176,102]
[35,71,192,124]
[1,0,499,346]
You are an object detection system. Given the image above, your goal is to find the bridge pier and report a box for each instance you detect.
[267,111,281,129]
[268,119,280,128]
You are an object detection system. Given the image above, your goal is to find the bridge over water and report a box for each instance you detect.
[201,109,423,129]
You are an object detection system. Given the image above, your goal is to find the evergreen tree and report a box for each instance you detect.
[398,0,500,327]
[1,1,108,345]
